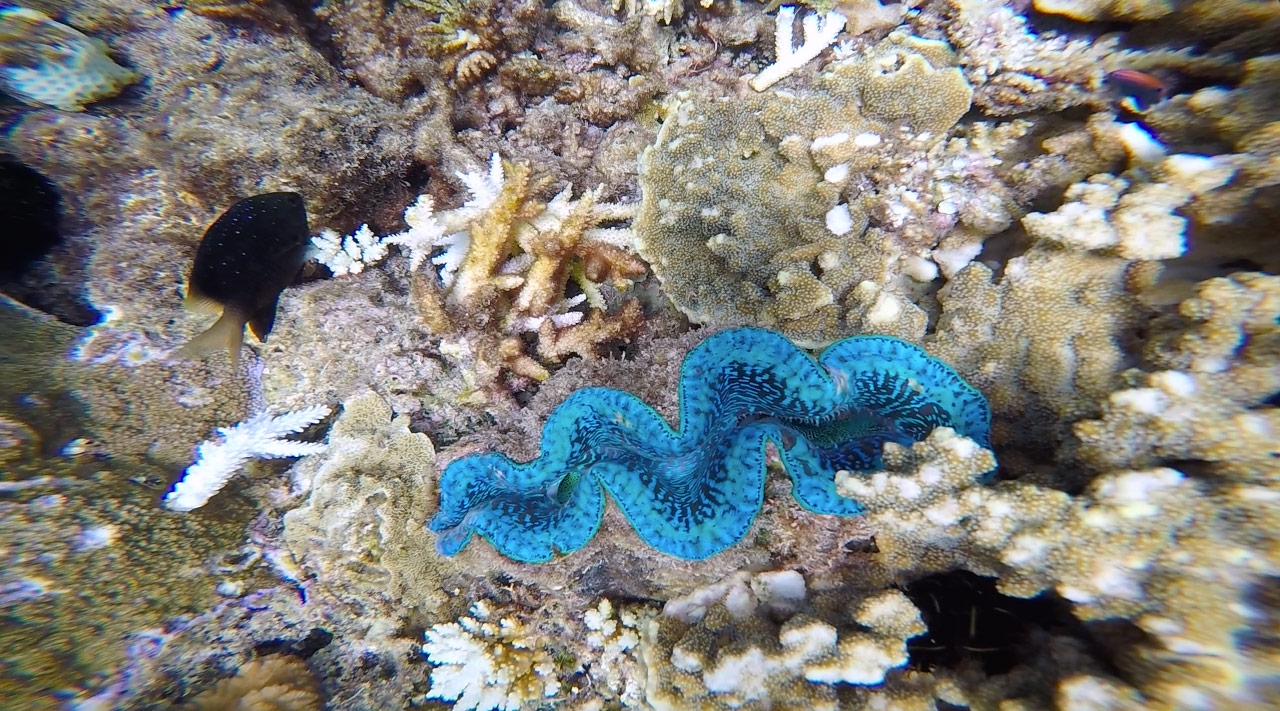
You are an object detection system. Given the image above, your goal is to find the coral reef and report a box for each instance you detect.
[389,153,648,384]
[432,327,989,562]
[636,31,979,346]
[3,0,1279,709]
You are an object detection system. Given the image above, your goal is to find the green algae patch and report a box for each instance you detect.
[0,455,258,708]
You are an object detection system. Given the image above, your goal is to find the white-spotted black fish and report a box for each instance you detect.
[178,192,309,367]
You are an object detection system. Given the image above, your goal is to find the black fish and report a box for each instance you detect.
[178,192,309,367]
[0,156,62,279]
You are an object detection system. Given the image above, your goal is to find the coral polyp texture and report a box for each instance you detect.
[430,327,991,562]
[636,32,975,346]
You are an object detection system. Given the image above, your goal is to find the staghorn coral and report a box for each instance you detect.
[164,405,330,513]
[1143,271,1280,374]
[748,6,846,92]
[398,154,647,383]
[421,599,564,711]
[636,34,973,346]
[431,327,989,562]
[179,654,321,711]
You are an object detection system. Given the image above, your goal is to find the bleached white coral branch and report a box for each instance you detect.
[423,600,561,711]
[164,405,330,512]
[309,225,389,276]
[748,6,847,92]
[459,152,505,213]
[385,154,507,284]
[385,195,452,272]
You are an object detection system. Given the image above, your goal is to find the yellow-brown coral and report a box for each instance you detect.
[413,156,646,384]
[180,655,320,711]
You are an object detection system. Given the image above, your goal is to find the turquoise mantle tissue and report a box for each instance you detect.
[431,328,991,562]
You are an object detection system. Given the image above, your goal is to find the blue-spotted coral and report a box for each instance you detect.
[431,327,991,562]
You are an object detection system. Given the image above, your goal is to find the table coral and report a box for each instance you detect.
[636,34,973,346]
[430,327,990,562]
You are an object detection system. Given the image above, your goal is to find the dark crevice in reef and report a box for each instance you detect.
[252,627,334,660]
[0,156,102,326]
[279,0,348,79]
[902,570,1130,681]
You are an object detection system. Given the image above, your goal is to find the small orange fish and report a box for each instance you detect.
[1106,69,1169,111]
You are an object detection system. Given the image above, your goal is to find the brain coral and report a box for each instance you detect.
[636,34,972,347]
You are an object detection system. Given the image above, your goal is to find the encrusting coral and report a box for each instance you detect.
[430,327,990,562]
[641,569,928,710]
[637,31,973,346]
[282,390,450,616]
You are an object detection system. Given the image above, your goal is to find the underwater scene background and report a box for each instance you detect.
[1,0,1278,709]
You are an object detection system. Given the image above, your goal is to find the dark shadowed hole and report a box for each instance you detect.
[903,570,1083,676]
[252,627,333,660]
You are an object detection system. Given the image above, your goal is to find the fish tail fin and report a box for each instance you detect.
[177,311,246,368]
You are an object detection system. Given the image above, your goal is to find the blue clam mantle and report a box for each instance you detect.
[430,328,992,563]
